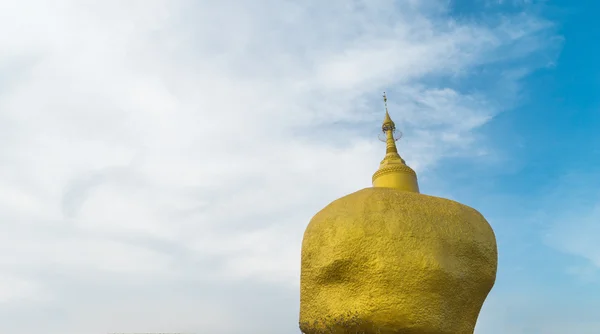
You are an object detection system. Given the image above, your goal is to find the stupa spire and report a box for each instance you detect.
[372,92,420,193]
[382,92,402,160]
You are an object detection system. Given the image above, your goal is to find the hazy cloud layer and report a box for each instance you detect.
[0,0,559,333]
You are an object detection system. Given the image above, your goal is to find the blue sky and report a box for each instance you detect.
[436,1,600,332]
[0,0,599,333]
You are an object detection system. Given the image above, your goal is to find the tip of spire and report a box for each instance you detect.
[382,91,394,132]
[383,92,388,112]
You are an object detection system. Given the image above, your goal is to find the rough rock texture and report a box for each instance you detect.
[299,187,497,334]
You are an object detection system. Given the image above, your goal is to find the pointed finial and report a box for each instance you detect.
[382,92,395,132]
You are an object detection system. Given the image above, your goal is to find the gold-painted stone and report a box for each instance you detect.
[299,187,497,334]
[299,93,497,333]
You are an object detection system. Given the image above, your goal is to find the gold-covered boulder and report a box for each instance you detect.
[300,187,497,334]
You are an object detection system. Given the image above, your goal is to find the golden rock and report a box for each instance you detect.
[299,93,497,334]
[299,187,497,333]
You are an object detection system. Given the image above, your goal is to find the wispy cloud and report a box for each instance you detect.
[0,0,559,333]
[477,289,600,334]
[542,171,600,281]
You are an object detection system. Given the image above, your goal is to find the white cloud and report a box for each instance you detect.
[0,274,49,304]
[0,0,559,333]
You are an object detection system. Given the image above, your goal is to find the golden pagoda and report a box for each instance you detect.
[299,93,498,334]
